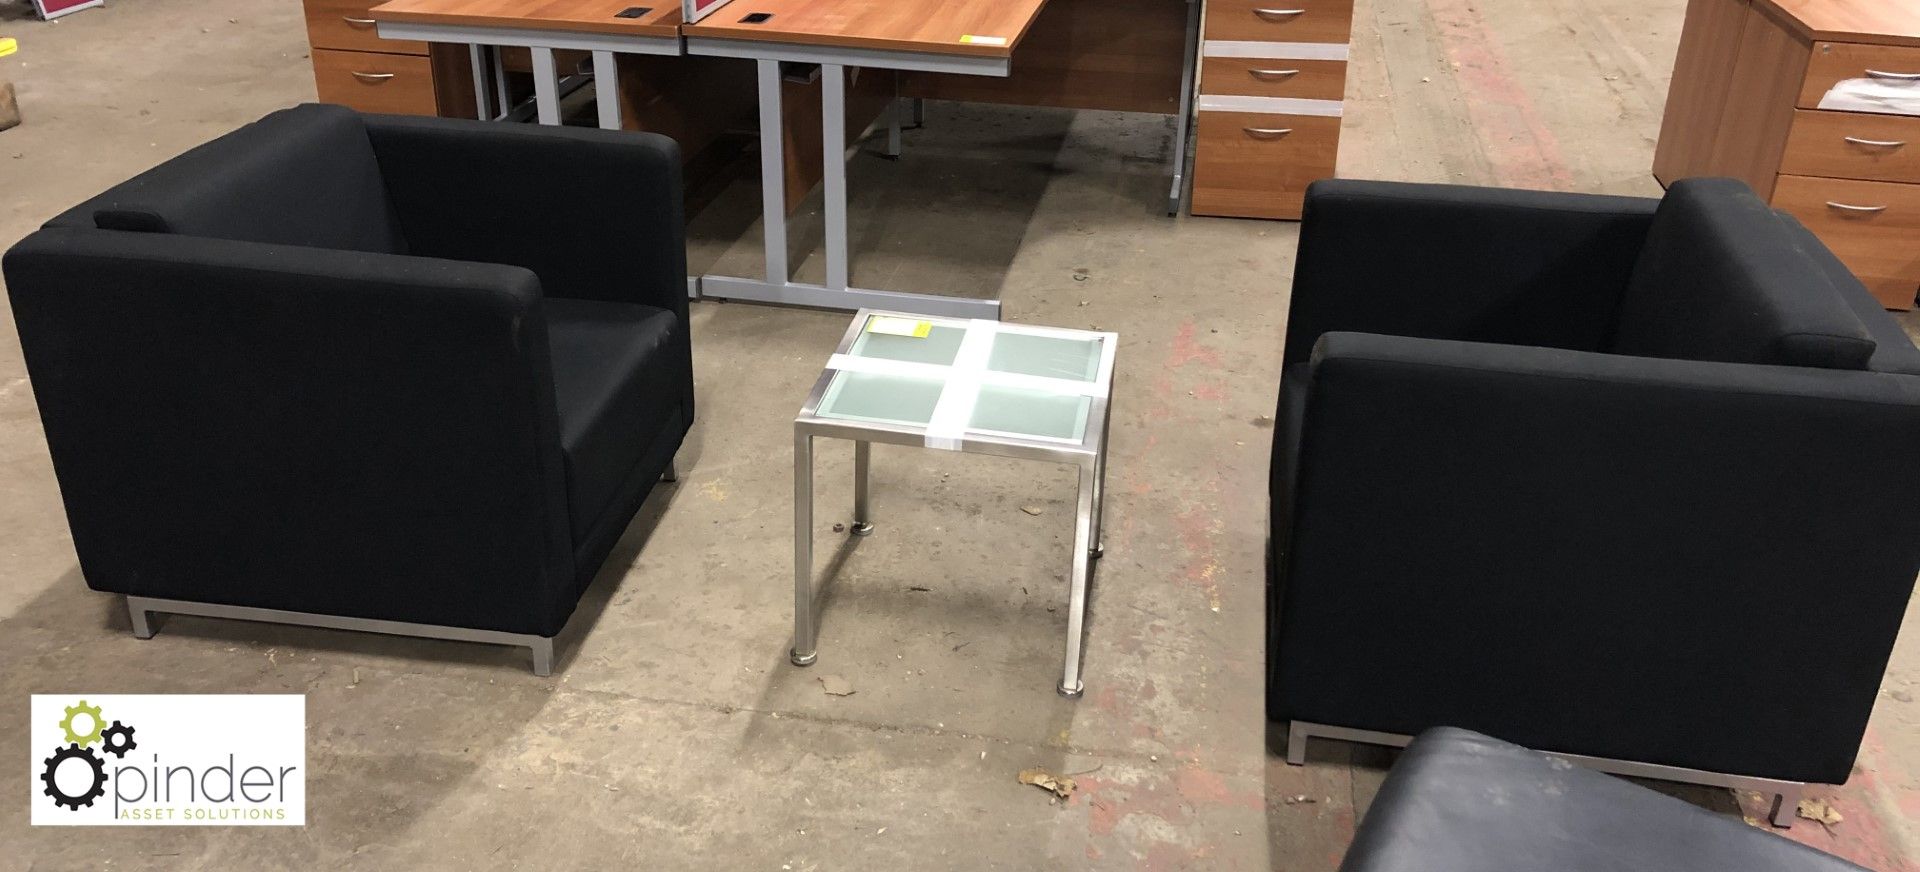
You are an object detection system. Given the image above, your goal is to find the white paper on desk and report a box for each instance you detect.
[1819,78,1920,115]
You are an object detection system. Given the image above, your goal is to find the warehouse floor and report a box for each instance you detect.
[0,0,1915,868]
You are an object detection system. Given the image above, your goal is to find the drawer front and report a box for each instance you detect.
[1191,110,1341,220]
[1772,174,1920,309]
[1800,41,1920,110]
[1203,0,1352,44]
[1782,109,1920,183]
[312,49,439,116]
[304,0,426,54]
[1200,57,1347,101]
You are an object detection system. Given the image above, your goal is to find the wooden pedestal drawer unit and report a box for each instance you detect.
[1653,0,1920,308]
[1774,175,1920,306]
[1189,0,1350,220]
[303,0,473,117]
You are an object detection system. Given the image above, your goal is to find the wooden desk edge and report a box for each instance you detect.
[1751,0,1920,49]
[368,1,684,39]
[681,25,1026,59]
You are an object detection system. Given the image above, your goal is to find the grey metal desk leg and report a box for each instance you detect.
[1059,458,1097,697]
[910,97,926,129]
[491,46,510,120]
[592,50,622,130]
[852,440,873,535]
[468,44,491,119]
[1168,0,1201,215]
[792,431,819,666]
[885,99,903,158]
[530,47,562,126]
[757,59,789,285]
[820,62,851,291]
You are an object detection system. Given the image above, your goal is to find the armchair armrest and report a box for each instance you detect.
[1273,331,1920,783]
[1285,180,1658,366]
[3,227,578,636]
[362,114,687,322]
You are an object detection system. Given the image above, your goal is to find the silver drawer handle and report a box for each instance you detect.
[1844,135,1908,148]
[1244,127,1294,138]
[1253,7,1307,19]
[1827,201,1889,213]
[342,16,377,25]
[350,71,396,82]
[1250,68,1302,80]
[1866,69,1920,81]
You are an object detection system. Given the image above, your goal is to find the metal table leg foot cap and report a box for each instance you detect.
[1090,544,1104,559]
[1057,680,1084,698]
[850,522,874,537]
[790,650,818,666]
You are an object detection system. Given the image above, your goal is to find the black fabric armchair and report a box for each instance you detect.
[1269,178,1920,815]
[3,104,693,674]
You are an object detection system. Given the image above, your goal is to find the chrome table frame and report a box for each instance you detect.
[1286,720,1810,828]
[791,311,1116,696]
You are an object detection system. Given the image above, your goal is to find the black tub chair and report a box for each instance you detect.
[3,104,693,674]
[1269,177,1920,824]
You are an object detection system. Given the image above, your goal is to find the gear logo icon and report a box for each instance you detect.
[60,700,104,747]
[41,700,133,814]
[41,744,107,811]
[101,721,137,758]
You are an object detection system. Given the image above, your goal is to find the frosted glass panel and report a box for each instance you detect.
[969,385,1091,442]
[848,322,966,366]
[987,333,1102,382]
[817,372,944,427]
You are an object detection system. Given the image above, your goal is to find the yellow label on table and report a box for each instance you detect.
[867,316,932,338]
[959,34,1007,46]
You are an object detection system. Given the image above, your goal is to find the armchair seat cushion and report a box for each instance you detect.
[1341,728,1865,872]
[545,298,684,540]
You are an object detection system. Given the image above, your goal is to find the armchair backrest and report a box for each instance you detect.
[45,104,406,255]
[1612,178,1876,370]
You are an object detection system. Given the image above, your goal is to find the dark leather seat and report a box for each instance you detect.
[1341,728,1865,872]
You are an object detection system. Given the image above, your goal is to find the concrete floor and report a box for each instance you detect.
[0,0,1915,868]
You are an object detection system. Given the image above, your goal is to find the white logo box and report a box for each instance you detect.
[30,694,305,826]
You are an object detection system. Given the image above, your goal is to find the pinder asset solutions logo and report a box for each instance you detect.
[30,695,304,826]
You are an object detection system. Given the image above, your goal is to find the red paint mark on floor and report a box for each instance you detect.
[1735,727,1916,871]
[1172,501,1224,612]
[1426,0,1577,190]
[1168,322,1224,370]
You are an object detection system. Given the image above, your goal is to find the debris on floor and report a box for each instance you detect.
[1017,768,1075,799]
[1020,505,1044,516]
[1797,798,1843,827]
[816,675,855,697]
[1283,794,1318,805]
[0,81,20,133]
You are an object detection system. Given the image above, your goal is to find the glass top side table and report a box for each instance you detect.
[792,310,1117,697]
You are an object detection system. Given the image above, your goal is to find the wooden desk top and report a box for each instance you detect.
[1757,0,1920,46]
[369,0,683,38]
[682,0,1049,58]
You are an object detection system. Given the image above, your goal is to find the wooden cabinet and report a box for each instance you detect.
[302,0,472,117]
[1654,0,1920,309]
[1189,0,1349,219]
